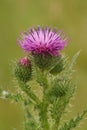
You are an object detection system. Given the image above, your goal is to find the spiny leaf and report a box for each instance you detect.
[50,55,68,75]
[50,80,76,130]
[0,89,21,102]
[19,81,41,104]
[58,110,87,130]
[65,51,80,80]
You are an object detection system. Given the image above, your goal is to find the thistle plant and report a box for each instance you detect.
[0,26,87,130]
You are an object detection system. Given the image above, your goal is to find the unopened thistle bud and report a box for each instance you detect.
[14,56,32,82]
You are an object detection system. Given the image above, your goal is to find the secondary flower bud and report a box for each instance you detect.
[14,56,32,82]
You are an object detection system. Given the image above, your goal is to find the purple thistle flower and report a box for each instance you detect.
[18,27,69,56]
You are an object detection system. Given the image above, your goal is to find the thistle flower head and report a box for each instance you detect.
[18,27,69,56]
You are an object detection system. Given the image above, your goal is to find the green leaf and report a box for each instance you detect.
[50,55,68,75]
[18,81,41,104]
[58,110,87,130]
[50,80,76,129]
[0,89,21,102]
[24,107,37,130]
[65,51,80,80]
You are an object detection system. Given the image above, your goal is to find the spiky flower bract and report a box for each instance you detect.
[18,27,69,56]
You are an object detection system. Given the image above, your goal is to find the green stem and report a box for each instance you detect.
[24,100,36,130]
[40,81,50,130]
[53,120,60,130]
[19,81,40,105]
[39,100,49,130]
[52,98,64,130]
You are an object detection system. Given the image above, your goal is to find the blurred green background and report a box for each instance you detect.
[0,0,87,130]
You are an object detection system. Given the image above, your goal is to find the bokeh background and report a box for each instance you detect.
[0,0,87,130]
